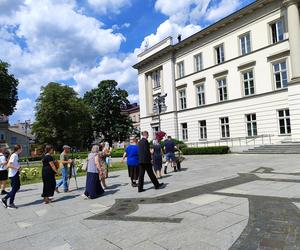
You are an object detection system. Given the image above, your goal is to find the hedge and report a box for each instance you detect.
[181,146,230,155]
[150,139,187,150]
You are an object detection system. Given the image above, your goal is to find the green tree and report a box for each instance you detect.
[32,82,93,150]
[84,80,133,145]
[0,60,19,115]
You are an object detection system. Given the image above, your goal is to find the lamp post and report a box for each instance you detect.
[153,93,167,131]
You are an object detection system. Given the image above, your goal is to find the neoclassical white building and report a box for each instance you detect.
[133,0,300,148]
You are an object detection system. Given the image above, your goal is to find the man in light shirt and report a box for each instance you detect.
[56,145,73,193]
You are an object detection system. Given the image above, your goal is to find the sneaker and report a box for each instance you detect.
[138,189,146,193]
[1,190,8,195]
[1,198,7,208]
[8,204,18,209]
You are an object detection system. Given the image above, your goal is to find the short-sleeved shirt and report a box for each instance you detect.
[60,152,69,168]
[126,145,139,167]
[0,153,6,171]
[164,140,176,153]
[8,153,20,178]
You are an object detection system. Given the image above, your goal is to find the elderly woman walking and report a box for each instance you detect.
[84,145,105,199]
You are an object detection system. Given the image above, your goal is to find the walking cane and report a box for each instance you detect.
[69,150,79,190]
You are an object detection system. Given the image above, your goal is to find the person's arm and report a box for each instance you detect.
[121,152,127,163]
[95,154,103,176]
[49,161,58,173]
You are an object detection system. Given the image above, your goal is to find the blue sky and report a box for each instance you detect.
[0,0,255,124]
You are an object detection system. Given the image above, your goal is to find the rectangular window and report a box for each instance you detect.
[278,109,291,135]
[152,69,161,88]
[273,61,288,89]
[246,114,257,137]
[177,61,185,78]
[240,33,251,55]
[220,117,230,138]
[215,44,225,64]
[196,84,205,106]
[181,123,188,141]
[271,19,284,44]
[199,120,207,140]
[179,89,187,110]
[152,126,159,139]
[0,133,4,141]
[217,78,228,102]
[194,53,203,72]
[243,70,255,96]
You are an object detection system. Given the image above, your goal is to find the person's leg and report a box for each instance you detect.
[62,167,69,192]
[138,164,146,191]
[145,164,159,188]
[8,173,20,205]
[101,176,107,188]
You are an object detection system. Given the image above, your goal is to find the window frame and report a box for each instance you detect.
[195,83,205,106]
[194,53,203,72]
[272,59,288,90]
[181,123,188,141]
[177,61,185,78]
[152,69,161,89]
[239,32,252,55]
[216,77,228,102]
[198,120,207,140]
[245,113,258,137]
[215,43,225,64]
[242,69,255,97]
[277,109,291,135]
[270,18,285,44]
[178,89,187,110]
[220,117,230,139]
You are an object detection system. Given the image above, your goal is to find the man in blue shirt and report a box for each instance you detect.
[164,136,177,174]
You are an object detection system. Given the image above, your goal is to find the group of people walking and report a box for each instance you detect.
[0,130,179,208]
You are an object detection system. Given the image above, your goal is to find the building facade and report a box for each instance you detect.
[134,0,300,148]
[121,103,140,131]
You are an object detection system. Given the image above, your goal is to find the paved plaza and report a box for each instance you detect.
[1,154,300,250]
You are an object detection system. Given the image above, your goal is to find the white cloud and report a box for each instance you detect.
[205,0,240,22]
[12,98,36,123]
[87,0,131,14]
[73,51,138,95]
[0,0,125,96]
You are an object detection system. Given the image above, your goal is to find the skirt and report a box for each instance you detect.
[128,166,139,180]
[42,172,56,197]
[0,170,8,181]
[84,172,104,199]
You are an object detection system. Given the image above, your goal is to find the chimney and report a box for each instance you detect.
[177,34,182,43]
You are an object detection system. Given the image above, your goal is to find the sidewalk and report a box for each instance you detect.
[1,154,300,249]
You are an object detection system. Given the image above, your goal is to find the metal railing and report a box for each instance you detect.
[186,134,275,148]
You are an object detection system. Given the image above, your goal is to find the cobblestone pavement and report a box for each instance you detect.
[1,154,300,250]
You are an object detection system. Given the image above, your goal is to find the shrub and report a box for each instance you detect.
[181,146,230,155]
[111,148,124,158]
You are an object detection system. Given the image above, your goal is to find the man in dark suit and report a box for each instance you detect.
[138,131,164,192]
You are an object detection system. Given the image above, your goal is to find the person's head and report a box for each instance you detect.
[91,145,99,153]
[142,131,149,139]
[44,145,54,155]
[13,144,22,155]
[167,136,172,140]
[63,145,71,154]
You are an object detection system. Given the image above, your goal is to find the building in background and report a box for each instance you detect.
[121,103,140,132]
[0,116,32,156]
[134,0,300,151]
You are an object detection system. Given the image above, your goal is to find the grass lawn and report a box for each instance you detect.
[13,162,127,186]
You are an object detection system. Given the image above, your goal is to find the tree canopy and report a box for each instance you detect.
[84,80,133,145]
[0,60,19,116]
[32,82,93,150]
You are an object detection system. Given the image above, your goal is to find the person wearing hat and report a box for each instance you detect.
[56,145,72,193]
